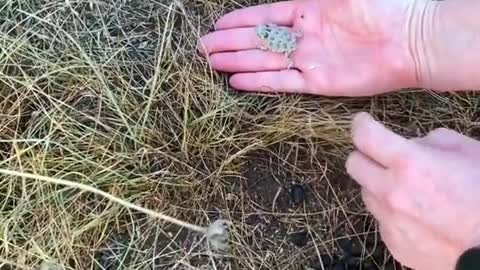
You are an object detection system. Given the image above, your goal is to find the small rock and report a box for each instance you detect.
[338,238,363,257]
[290,184,306,205]
[287,231,309,247]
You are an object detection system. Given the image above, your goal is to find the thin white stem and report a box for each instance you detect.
[0,169,207,234]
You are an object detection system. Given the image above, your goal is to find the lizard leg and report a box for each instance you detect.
[285,53,294,70]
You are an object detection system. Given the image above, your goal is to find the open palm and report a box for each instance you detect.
[199,0,419,96]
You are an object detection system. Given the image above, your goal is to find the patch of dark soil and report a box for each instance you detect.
[241,149,319,213]
[239,147,402,270]
[242,159,289,212]
[307,215,407,270]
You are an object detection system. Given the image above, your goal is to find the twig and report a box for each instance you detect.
[0,169,207,234]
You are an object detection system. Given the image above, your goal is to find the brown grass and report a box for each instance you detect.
[0,0,479,269]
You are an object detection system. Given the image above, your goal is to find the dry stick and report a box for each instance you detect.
[0,169,207,234]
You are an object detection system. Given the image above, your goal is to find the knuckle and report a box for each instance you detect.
[395,154,420,179]
[386,189,409,212]
[384,169,417,211]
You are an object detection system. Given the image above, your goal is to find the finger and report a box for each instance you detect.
[361,191,412,265]
[198,27,261,55]
[419,128,479,151]
[412,128,460,150]
[377,222,412,267]
[215,1,299,30]
[351,112,420,168]
[229,70,309,93]
[208,50,290,72]
[346,151,389,196]
[361,189,392,221]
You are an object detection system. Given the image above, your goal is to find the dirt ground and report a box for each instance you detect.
[0,0,479,269]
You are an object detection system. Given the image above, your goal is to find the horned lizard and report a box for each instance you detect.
[255,23,302,69]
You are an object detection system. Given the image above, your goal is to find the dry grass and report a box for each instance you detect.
[0,0,479,269]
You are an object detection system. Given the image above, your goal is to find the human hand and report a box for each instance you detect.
[346,112,480,270]
[198,0,419,96]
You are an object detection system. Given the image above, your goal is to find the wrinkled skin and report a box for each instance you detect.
[347,113,480,270]
[198,0,417,96]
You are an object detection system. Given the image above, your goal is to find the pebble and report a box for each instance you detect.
[338,238,363,257]
[290,184,306,205]
[287,231,309,247]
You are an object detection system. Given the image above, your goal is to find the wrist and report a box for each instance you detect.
[405,0,480,91]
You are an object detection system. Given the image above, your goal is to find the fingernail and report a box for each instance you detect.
[352,111,366,125]
[354,112,371,121]
[354,112,375,126]
[351,112,373,137]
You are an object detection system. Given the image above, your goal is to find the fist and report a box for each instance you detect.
[346,113,480,270]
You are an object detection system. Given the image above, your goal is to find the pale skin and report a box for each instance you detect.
[199,0,480,269]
